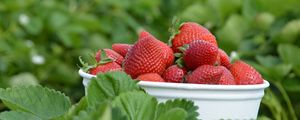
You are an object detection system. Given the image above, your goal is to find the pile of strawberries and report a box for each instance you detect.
[84,22,263,85]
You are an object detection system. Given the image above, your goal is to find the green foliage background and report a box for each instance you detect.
[1,0,300,119]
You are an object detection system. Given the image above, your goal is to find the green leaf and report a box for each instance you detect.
[251,62,292,81]
[282,78,300,92]
[278,44,300,64]
[278,44,300,76]
[49,12,69,30]
[23,17,43,35]
[208,0,242,24]
[242,0,258,20]
[88,34,112,50]
[273,19,300,44]
[112,91,157,120]
[156,99,199,120]
[254,12,275,31]
[86,71,141,106]
[59,97,88,120]
[72,102,126,120]
[9,72,39,87]
[255,0,300,17]
[262,89,288,120]
[180,3,217,25]
[216,14,249,52]
[256,55,280,67]
[257,115,273,120]
[111,107,128,120]
[0,111,41,120]
[0,86,71,119]
[157,108,188,120]
[292,65,300,76]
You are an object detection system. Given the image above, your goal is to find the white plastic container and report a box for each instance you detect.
[79,69,269,120]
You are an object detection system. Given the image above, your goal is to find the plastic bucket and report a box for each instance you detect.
[79,69,269,119]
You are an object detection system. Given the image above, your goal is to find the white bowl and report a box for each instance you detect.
[79,69,269,120]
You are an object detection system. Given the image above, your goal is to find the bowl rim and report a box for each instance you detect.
[79,69,270,90]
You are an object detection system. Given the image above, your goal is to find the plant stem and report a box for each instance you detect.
[274,82,298,120]
[262,89,281,120]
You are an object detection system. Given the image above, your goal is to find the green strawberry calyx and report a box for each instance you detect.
[168,16,182,47]
[79,50,113,72]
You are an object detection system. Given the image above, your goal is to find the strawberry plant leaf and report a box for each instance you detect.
[58,97,88,120]
[278,44,300,65]
[86,71,141,106]
[0,111,41,120]
[73,102,126,120]
[112,91,157,120]
[156,108,188,120]
[262,89,289,120]
[0,86,71,120]
[282,78,300,92]
[278,44,300,76]
[156,99,199,120]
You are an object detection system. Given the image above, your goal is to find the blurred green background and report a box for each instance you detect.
[1,0,300,119]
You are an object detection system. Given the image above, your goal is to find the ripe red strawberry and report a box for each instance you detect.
[112,43,133,57]
[95,49,124,65]
[89,62,122,75]
[186,65,223,84]
[170,22,217,53]
[123,31,167,78]
[142,32,174,67]
[162,65,187,83]
[183,40,218,70]
[218,66,235,85]
[136,73,165,82]
[230,60,263,85]
[217,49,231,69]
[158,42,174,67]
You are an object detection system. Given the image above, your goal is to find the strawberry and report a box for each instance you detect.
[218,66,236,85]
[230,60,263,85]
[142,31,174,67]
[162,65,187,83]
[170,22,217,53]
[186,65,223,84]
[112,43,133,57]
[123,31,167,78]
[95,49,124,65]
[217,49,231,69]
[183,40,218,70]
[136,73,165,82]
[89,62,122,75]
[158,42,174,67]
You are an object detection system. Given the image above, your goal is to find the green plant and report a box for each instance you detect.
[0,71,198,120]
